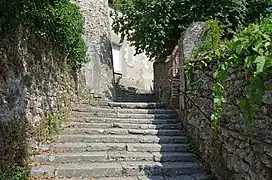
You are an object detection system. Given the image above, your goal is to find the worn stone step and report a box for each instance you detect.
[73,106,176,114]
[55,173,209,180]
[76,100,109,107]
[114,99,159,103]
[108,102,168,109]
[97,174,209,180]
[60,128,184,136]
[55,135,188,144]
[114,96,158,100]
[31,161,203,178]
[62,122,182,130]
[126,143,188,153]
[72,111,178,119]
[41,143,188,153]
[32,152,198,163]
[71,117,180,124]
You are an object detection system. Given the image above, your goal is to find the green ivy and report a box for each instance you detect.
[225,15,272,133]
[186,14,272,133]
[0,0,87,70]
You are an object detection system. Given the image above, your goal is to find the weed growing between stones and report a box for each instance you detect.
[37,109,71,143]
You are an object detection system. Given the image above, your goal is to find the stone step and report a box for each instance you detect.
[60,128,184,136]
[72,111,178,119]
[97,174,209,180]
[55,135,188,144]
[32,152,198,163]
[55,173,209,180]
[71,117,180,125]
[108,102,168,109]
[114,97,158,100]
[72,106,176,114]
[31,161,203,178]
[77,100,109,107]
[41,143,188,153]
[62,122,182,130]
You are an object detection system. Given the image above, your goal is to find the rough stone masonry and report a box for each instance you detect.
[153,21,272,180]
[0,0,115,171]
[74,0,115,100]
[180,22,272,180]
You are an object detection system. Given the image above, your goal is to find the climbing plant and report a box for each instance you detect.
[111,0,270,60]
[186,14,272,133]
[0,0,87,70]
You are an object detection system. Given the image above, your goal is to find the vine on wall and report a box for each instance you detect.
[186,14,272,133]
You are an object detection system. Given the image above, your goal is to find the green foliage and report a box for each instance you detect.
[226,14,272,133]
[0,120,28,178]
[187,14,272,133]
[0,0,87,70]
[111,0,270,60]
[40,110,70,142]
[0,169,29,180]
[196,20,224,54]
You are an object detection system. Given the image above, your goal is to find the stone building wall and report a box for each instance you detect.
[178,22,272,180]
[75,0,115,100]
[109,8,153,93]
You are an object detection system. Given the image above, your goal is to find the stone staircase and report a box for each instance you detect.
[30,101,208,180]
[114,86,159,102]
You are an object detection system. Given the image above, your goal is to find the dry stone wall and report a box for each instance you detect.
[179,22,272,180]
[0,0,115,171]
[0,32,89,170]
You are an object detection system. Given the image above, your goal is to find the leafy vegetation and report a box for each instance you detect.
[186,14,272,132]
[111,0,270,60]
[0,0,87,69]
[0,169,29,180]
[0,120,28,180]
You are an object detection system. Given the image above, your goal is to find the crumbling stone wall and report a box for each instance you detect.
[179,22,272,180]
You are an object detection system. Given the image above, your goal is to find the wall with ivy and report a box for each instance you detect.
[178,21,272,180]
[0,30,90,178]
[0,0,115,178]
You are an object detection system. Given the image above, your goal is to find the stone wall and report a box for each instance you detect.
[0,32,89,170]
[153,44,182,105]
[153,58,172,102]
[178,22,272,180]
[109,8,153,93]
[76,0,115,100]
[0,0,115,171]
[183,69,272,180]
